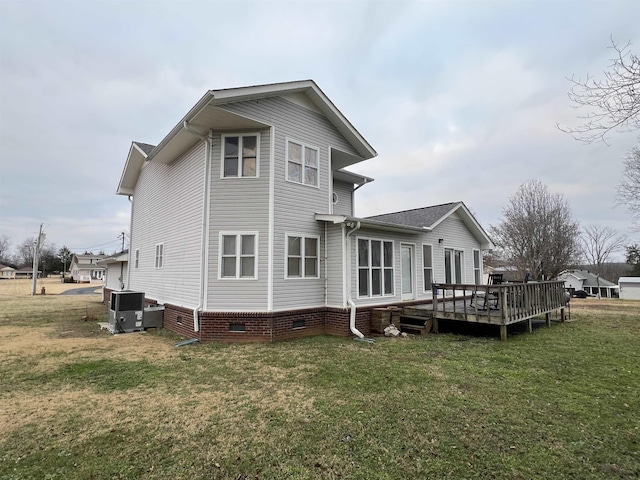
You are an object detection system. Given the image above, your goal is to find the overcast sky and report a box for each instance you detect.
[1,0,638,261]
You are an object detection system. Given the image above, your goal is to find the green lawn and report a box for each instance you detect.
[0,296,638,479]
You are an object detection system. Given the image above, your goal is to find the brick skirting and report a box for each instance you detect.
[103,290,433,343]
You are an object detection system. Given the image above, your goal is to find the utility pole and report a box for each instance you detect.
[31,224,45,296]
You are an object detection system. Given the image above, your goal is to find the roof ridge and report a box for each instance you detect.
[366,201,460,218]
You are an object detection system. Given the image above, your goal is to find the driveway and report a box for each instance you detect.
[60,286,102,295]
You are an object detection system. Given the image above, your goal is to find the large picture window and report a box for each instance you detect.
[287,139,319,187]
[220,233,257,279]
[286,235,319,278]
[423,244,433,292]
[222,134,258,178]
[358,238,394,297]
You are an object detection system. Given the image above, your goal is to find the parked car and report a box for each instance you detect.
[573,290,593,298]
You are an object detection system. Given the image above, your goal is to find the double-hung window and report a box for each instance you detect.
[358,238,394,297]
[286,235,319,278]
[222,134,258,178]
[473,249,481,284]
[154,244,163,269]
[423,244,433,292]
[287,139,319,187]
[134,249,139,269]
[220,233,257,279]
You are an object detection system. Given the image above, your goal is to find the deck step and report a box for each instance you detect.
[398,314,433,335]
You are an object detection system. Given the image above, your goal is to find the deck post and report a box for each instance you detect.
[545,312,550,327]
[560,306,566,322]
[526,318,532,333]
[500,324,507,341]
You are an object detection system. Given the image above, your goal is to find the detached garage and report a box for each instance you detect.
[618,277,640,300]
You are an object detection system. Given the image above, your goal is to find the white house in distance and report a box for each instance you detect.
[115,80,493,342]
[558,269,619,298]
[0,264,16,279]
[97,250,128,299]
[618,277,640,300]
[69,254,106,283]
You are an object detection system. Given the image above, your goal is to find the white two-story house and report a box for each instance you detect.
[116,80,493,342]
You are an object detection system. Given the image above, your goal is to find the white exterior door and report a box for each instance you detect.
[401,244,415,300]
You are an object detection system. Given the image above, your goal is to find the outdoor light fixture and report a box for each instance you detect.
[438,238,444,244]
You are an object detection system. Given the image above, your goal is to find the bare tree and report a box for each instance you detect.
[490,180,581,280]
[618,147,640,229]
[580,225,626,297]
[0,235,10,263]
[16,237,36,268]
[559,37,640,144]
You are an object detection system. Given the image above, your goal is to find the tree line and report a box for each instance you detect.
[0,235,76,276]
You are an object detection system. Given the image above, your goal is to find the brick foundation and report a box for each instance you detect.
[106,296,433,343]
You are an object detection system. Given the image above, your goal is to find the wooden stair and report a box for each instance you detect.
[398,314,433,336]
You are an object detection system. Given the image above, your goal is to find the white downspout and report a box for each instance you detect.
[345,221,364,338]
[183,121,212,333]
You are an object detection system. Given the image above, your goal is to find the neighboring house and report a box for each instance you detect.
[558,269,619,298]
[0,264,16,279]
[69,254,107,282]
[482,265,522,284]
[97,251,128,300]
[14,267,41,279]
[116,80,494,342]
[618,277,640,300]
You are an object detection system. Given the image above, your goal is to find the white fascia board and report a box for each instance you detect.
[332,168,375,186]
[315,214,347,224]
[117,142,148,196]
[315,213,425,235]
[145,91,215,163]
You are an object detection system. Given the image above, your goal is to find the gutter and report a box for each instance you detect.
[183,121,213,333]
[345,221,365,339]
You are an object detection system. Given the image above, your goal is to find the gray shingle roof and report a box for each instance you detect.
[567,269,616,287]
[365,202,460,229]
[134,142,155,155]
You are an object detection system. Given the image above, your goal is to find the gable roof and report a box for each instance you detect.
[316,201,494,249]
[118,80,377,195]
[366,202,494,250]
[561,269,617,287]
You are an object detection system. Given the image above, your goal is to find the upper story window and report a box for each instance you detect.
[222,134,259,178]
[220,233,257,279]
[286,235,319,278]
[155,244,164,269]
[287,139,318,187]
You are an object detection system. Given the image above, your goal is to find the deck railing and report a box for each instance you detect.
[432,280,568,326]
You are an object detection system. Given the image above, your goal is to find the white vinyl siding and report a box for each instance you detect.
[128,142,205,308]
[286,235,319,278]
[207,128,270,311]
[423,244,433,292]
[221,97,358,311]
[222,133,259,178]
[332,180,354,216]
[219,233,258,279]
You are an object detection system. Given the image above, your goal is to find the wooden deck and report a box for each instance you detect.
[402,281,568,341]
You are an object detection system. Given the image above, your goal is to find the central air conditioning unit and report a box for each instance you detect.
[108,291,145,334]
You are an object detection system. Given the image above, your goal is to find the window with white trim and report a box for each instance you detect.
[134,249,139,269]
[358,238,394,297]
[287,139,319,187]
[154,244,163,269]
[222,134,258,177]
[423,244,433,292]
[220,233,257,279]
[286,235,319,278]
[444,248,463,284]
[473,249,481,284]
